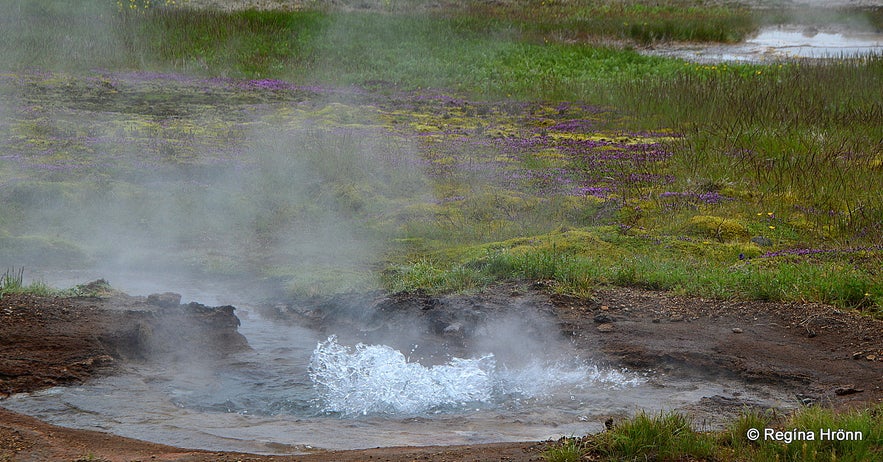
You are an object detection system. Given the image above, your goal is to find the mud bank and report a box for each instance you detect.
[0,285,247,396]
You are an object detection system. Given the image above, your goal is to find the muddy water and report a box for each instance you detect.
[3,307,794,455]
[644,26,883,63]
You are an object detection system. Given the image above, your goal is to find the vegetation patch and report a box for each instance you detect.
[686,215,749,242]
[0,2,879,313]
[543,405,883,462]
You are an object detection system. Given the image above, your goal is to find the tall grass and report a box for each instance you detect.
[463,0,756,44]
[0,267,52,297]
[121,9,327,77]
[596,411,716,460]
[1,2,881,303]
[612,59,883,241]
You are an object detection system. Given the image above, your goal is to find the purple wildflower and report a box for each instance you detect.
[761,245,883,258]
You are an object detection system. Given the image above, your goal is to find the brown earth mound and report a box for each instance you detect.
[0,288,247,397]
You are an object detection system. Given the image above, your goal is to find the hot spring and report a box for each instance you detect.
[1,276,795,455]
[643,24,883,63]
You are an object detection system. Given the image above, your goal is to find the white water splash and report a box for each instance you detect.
[309,336,495,415]
[309,336,643,416]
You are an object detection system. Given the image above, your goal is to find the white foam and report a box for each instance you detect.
[309,336,494,415]
[309,336,643,416]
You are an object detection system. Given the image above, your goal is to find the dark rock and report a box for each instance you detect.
[147,292,182,308]
[834,386,863,396]
[593,312,615,324]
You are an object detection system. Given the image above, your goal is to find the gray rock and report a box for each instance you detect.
[594,312,615,324]
[751,236,773,247]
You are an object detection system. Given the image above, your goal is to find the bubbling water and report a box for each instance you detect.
[309,336,644,417]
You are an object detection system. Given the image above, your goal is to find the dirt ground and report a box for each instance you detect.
[1,284,881,461]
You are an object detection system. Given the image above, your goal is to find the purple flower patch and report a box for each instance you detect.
[659,190,731,209]
[761,245,883,258]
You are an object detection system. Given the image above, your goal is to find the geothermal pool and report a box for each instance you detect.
[1,304,792,455]
[644,25,883,63]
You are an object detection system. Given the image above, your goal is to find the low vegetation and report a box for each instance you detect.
[0,2,881,460]
[0,1,880,313]
[0,268,52,296]
[543,405,883,462]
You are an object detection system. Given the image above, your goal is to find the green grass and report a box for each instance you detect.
[462,0,757,44]
[0,2,880,308]
[541,437,587,462]
[612,60,883,238]
[0,267,52,297]
[124,8,327,78]
[542,405,883,462]
[383,229,882,312]
[0,3,753,90]
[596,411,716,460]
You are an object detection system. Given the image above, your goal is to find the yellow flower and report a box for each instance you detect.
[768,226,776,229]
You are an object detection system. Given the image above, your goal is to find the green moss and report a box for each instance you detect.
[686,215,749,242]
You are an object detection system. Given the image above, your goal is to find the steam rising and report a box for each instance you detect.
[0,78,427,295]
[0,4,431,295]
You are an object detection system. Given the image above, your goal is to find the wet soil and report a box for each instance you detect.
[1,283,881,461]
[0,288,248,397]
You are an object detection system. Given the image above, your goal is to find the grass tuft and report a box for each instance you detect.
[541,437,587,462]
[596,411,716,460]
[0,268,53,297]
[542,405,883,461]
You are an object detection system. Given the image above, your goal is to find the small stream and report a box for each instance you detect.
[644,25,883,63]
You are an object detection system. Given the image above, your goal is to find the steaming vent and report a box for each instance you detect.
[309,335,643,416]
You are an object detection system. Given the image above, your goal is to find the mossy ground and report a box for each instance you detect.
[0,4,881,461]
[0,2,880,309]
[1,64,881,310]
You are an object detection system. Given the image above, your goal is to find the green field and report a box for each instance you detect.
[1,1,882,460]
[0,0,881,311]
